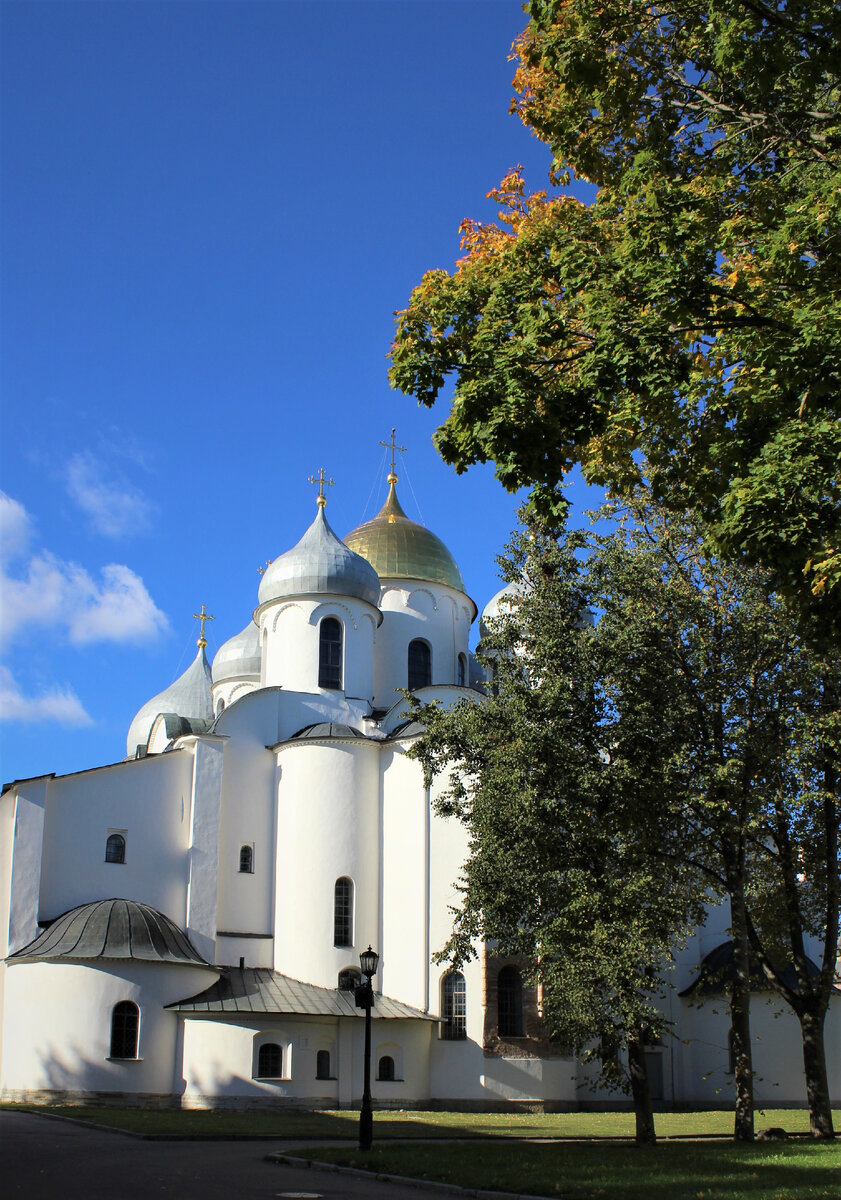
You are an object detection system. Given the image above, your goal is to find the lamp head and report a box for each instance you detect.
[359,945,379,978]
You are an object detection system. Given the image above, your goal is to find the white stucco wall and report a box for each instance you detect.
[258,597,378,703]
[381,744,430,1012]
[373,581,473,710]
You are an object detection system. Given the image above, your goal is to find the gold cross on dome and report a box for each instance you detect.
[193,604,215,648]
[379,428,406,482]
[308,468,335,507]
[257,559,273,575]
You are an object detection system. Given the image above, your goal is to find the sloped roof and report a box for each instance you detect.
[8,898,211,968]
[678,939,837,997]
[167,966,439,1020]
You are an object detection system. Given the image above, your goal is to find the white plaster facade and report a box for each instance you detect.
[0,479,837,1111]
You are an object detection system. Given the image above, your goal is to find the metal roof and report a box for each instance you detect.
[8,898,211,968]
[258,505,381,609]
[167,966,440,1020]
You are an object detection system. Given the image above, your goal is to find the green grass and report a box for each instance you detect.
[3,1104,838,1140]
[300,1140,841,1200]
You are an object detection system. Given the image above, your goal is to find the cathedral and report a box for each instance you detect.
[1,459,837,1110]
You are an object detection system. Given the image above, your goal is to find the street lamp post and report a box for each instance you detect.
[356,944,379,1152]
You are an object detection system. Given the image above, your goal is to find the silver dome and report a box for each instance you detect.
[212,621,261,684]
[258,506,381,608]
[478,582,522,639]
[126,645,213,757]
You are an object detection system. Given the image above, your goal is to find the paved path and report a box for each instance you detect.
[0,1110,442,1200]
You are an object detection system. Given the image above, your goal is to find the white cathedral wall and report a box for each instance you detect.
[259,597,377,702]
[0,960,217,1100]
[272,740,381,990]
[373,582,472,710]
[38,753,195,925]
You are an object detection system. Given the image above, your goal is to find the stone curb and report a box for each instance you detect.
[268,1153,553,1200]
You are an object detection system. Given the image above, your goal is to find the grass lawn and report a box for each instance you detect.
[300,1140,841,1200]
[2,1104,839,1141]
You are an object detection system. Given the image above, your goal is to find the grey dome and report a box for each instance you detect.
[290,721,368,740]
[212,621,261,684]
[258,506,380,608]
[479,582,522,639]
[127,646,213,758]
[9,898,210,967]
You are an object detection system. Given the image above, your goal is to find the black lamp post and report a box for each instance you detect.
[356,944,379,1151]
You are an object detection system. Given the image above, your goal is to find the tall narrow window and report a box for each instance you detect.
[408,639,431,691]
[257,1042,282,1078]
[497,966,525,1037]
[457,653,467,687]
[110,1001,139,1059]
[239,844,254,873]
[377,1054,395,1081]
[216,697,226,716]
[319,617,343,689]
[105,833,126,864]
[334,876,353,947]
[441,971,467,1040]
[316,1049,331,1079]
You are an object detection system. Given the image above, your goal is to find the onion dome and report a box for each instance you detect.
[344,478,465,591]
[212,621,261,684]
[9,898,211,967]
[126,644,213,758]
[479,582,522,639]
[258,504,380,608]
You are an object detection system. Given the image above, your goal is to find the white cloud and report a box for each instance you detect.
[0,496,170,650]
[65,452,155,538]
[0,491,33,562]
[0,666,93,727]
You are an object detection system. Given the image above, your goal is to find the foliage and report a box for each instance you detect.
[389,1,841,633]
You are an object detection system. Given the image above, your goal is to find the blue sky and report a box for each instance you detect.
[1,0,600,784]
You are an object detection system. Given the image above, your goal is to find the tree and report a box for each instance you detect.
[389,1,841,633]
[409,521,704,1146]
[595,497,840,1139]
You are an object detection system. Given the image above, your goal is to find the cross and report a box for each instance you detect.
[193,604,215,649]
[379,428,406,481]
[308,468,335,507]
[257,559,273,575]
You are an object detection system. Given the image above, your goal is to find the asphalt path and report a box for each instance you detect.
[0,1110,443,1200]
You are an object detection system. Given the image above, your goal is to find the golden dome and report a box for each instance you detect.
[344,480,465,592]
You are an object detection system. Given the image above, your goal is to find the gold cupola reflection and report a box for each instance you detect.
[344,474,465,592]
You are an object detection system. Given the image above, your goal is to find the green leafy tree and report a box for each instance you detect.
[390,1,841,632]
[409,522,703,1146]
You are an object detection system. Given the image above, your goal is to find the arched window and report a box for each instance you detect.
[441,971,466,1040]
[497,966,525,1037]
[377,1054,395,1081]
[457,653,467,687]
[110,1000,139,1059]
[334,877,353,947]
[338,967,362,991]
[257,1042,282,1078]
[105,833,126,864]
[408,639,431,691]
[239,844,254,873]
[216,697,226,716]
[319,617,343,690]
[316,1049,331,1079]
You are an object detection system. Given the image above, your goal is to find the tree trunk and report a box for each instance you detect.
[627,1029,657,1146]
[800,1004,835,1139]
[728,880,755,1142]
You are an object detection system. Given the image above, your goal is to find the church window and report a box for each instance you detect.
[334,877,354,947]
[408,639,431,691]
[497,966,525,1037]
[457,653,467,687]
[316,1049,331,1079]
[319,617,343,690]
[216,697,226,716]
[110,1001,139,1059]
[257,1042,282,1078]
[338,967,361,991]
[105,833,126,864]
[377,1054,395,1081]
[239,844,254,873]
[441,971,466,1040]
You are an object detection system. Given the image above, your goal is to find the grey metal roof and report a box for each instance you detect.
[211,621,261,684]
[8,898,211,968]
[258,505,381,609]
[167,967,440,1020]
[127,645,213,758]
[678,939,839,997]
[290,722,369,741]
